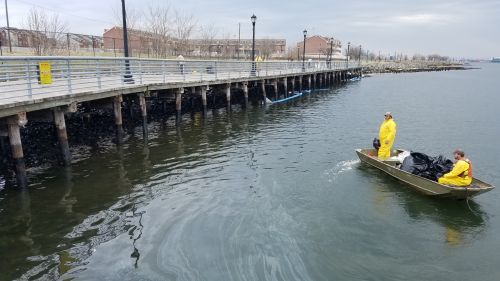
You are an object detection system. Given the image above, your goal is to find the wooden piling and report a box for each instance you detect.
[113,95,124,144]
[138,92,148,138]
[282,78,287,98]
[53,108,71,166]
[225,83,231,110]
[201,86,208,116]
[308,75,312,90]
[273,80,278,100]
[261,80,267,104]
[176,88,183,124]
[242,82,249,108]
[291,77,295,94]
[7,113,27,188]
[299,76,303,92]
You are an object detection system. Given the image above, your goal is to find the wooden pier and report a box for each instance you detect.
[0,56,362,187]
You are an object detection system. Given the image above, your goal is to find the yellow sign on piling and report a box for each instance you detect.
[38,61,52,85]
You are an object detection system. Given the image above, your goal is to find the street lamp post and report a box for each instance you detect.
[251,14,256,76]
[302,29,307,72]
[121,0,133,83]
[329,37,334,69]
[346,41,350,68]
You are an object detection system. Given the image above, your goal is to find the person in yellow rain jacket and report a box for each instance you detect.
[438,150,472,186]
[378,112,397,159]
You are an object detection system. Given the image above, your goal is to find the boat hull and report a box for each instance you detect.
[355,149,494,199]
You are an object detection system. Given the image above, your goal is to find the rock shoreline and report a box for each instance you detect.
[361,61,468,74]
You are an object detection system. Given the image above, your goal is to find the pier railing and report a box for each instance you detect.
[0,56,359,105]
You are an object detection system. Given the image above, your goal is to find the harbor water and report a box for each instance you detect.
[1,63,499,280]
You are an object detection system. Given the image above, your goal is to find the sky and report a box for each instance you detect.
[0,0,499,59]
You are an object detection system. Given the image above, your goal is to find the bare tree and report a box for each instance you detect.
[199,23,217,57]
[219,31,232,58]
[258,39,276,60]
[412,54,426,61]
[24,7,68,55]
[144,2,172,58]
[348,45,362,61]
[173,9,196,55]
[286,47,298,61]
[112,4,142,31]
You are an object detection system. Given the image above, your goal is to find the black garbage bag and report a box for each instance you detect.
[400,152,454,181]
[400,152,431,174]
[431,155,454,180]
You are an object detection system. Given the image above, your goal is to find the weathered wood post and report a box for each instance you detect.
[308,75,312,90]
[7,113,28,188]
[225,83,231,111]
[242,82,249,108]
[291,77,295,94]
[312,74,316,89]
[282,77,288,98]
[261,80,267,104]
[273,79,278,100]
[299,76,303,92]
[113,95,124,145]
[138,92,148,138]
[201,86,208,117]
[53,107,71,166]
[176,88,184,125]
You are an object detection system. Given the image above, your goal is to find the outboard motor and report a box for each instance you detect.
[373,138,381,151]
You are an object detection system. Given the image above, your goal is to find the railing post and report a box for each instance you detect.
[66,59,72,94]
[139,60,143,84]
[182,61,186,82]
[215,61,218,80]
[96,59,102,89]
[120,59,125,87]
[162,60,166,83]
[25,59,33,99]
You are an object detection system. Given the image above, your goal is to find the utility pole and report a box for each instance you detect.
[5,0,12,53]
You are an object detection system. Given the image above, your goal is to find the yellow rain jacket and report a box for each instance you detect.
[378,119,397,158]
[438,160,472,186]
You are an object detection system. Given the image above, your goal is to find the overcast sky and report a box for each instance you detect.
[1,0,499,58]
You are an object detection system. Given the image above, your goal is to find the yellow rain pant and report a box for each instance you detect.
[438,160,472,186]
[378,119,397,159]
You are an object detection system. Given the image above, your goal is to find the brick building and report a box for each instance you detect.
[296,35,343,59]
[103,26,286,58]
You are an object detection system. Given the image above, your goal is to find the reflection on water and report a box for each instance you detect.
[1,64,500,280]
[359,164,487,246]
